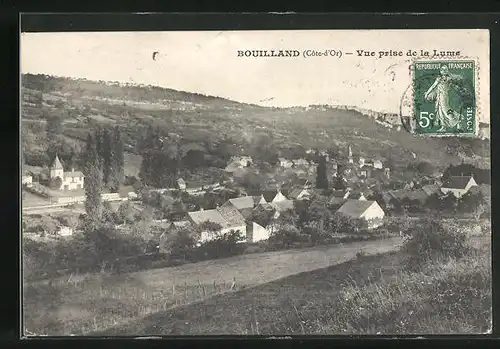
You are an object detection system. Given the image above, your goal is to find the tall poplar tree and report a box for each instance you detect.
[113,126,125,186]
[101,128,112,187]
[315,155,329,190]
[84,133,103,231]
[107,127,124,191]
[95,127,104,173]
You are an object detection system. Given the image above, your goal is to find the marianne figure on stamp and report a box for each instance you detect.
[424,65,464,131]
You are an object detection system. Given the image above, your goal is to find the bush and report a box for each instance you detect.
[267,224,309,250]
[48,176,63,190]
[401,218,472,272]
[161,228,197,262]
[196,230,246,260]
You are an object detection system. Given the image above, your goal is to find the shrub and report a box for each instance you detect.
[48,176,63,189]
[196,230,246,260]
[161,228,197,262]
[401,218,472,272]
[267,224,309,250]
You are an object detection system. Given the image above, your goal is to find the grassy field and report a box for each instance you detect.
[23,191,52,207]
[93,236,491,336]
[23,237,402,336]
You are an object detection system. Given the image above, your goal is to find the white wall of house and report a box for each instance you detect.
[360,202,385,229]
[61,175,84,191]
[22,176,33,187]
[273,191,288,202]
[57,226,73,236]
[296,190,310,200]
[248,222,271,242]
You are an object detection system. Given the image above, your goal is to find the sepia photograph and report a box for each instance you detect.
[20,28,491,336]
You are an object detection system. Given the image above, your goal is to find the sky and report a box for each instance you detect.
[21,29,490,122]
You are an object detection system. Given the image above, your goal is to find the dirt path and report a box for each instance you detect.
[131,237,404,290]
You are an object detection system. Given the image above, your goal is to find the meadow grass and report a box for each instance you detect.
[92,237,490,336]
[23,237,401,336]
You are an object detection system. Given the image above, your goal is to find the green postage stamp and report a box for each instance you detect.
[412,60,477,137]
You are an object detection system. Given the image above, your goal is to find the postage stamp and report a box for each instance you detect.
[412,60,477,137]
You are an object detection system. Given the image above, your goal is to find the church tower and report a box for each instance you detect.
[50,154,64,180]
[347,145,353,164]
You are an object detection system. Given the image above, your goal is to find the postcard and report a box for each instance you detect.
[21,28,491,336]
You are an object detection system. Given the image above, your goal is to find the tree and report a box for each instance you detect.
[83,133,103,231]
[472,202,487,221]
[332,175,347,190]
[112,126,125,189]
[101,128,113,188]
[117,201,136,225]
[425,193,442,211]
[46,115,63,138]
[248,206,276,228]
[316,155,329,189]
[440,192,457,212]
[163,228,197,261]
[94,127,105,174]
[240,171,263,192]
[48,176,62,190]
[102,201,117,225]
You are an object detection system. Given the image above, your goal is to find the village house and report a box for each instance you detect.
[388,189,408,204]
[384,167,391,179]
[22,174,33,187]
[406,188,429,205]
[49,155,85,191]
[176,178,187,190]
[221,195,266,218]
[292,158,310,167]
[349,192,367,201]
[359,167,373,178]
[380,192,395,209]
[364,160,374,168]
[440,175,478,198]
[224,156,252,174]
[358,157,365,168]
[279,158,294,169]
[246,222,271,243]
[373,160,383,169]
[336,199,385,229]
[169,220,192,230]
[225,162,242,174]
[228,156,253,168]
[187,205,247,243]
[259,189,290,203]
[421,184,441,197]
[289,188,311,201]
[271,199,294,216]
[56,226,74,237]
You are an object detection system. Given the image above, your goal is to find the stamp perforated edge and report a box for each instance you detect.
[405,55,481,138]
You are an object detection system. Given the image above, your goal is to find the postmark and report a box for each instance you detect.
[410,59,478,137]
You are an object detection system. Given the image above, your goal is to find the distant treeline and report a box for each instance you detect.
[21,73,257,107]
